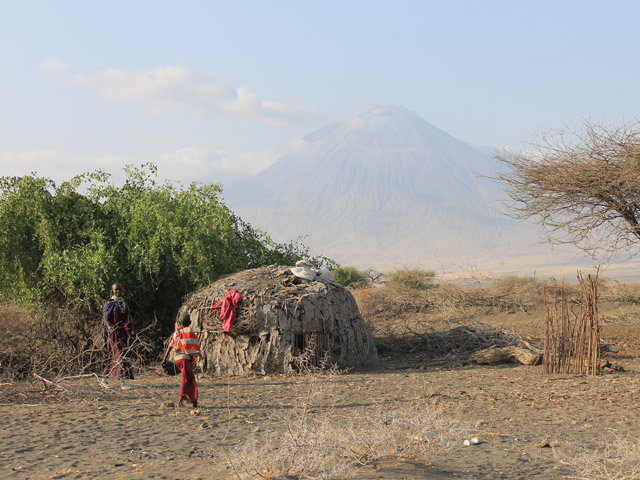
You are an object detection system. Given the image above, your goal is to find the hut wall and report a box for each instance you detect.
[199,329,291,376]
[285,285,377,367]
[191,306,295,376]
[182,265,377,376]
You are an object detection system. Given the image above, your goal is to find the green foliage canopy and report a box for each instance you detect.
[0,164,316,323]
[332,266,369,289]
[387,268,436,293]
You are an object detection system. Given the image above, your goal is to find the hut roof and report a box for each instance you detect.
[181,264,341,335]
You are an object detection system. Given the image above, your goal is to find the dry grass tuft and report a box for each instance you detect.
[561,436,640,480]
[224,347,463,479]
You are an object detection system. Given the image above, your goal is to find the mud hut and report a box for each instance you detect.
[178,265,378,376]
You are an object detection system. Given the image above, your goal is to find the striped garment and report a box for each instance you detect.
[172,326,201,363]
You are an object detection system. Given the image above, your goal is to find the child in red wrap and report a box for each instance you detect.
[169,311,201,407]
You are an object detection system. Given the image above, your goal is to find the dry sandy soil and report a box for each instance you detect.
[2,302,640,480]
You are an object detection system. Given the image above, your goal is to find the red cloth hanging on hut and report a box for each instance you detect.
[211,289,243,332]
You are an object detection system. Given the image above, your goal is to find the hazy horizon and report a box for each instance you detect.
[3,1,640,279]
[3,1,640,185]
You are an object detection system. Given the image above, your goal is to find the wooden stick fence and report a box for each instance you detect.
[543,269,600,376]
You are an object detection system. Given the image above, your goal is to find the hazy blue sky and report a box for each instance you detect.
[2,0,639,184]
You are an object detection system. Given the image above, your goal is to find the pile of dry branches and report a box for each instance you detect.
[0,302,158,403]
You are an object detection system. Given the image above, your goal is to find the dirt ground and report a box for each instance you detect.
[2,302,640,479]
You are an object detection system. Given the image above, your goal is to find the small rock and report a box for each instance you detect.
[160,401,175,408]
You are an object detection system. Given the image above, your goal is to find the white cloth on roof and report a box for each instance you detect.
[290,260,335,283]
[290,266,317,281]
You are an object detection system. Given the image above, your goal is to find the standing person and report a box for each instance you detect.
[101,282,136,389]
[167,311,201,407]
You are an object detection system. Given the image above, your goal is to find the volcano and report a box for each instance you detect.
[224,106,583,273]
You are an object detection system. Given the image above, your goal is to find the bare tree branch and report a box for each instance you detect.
[494,119,640,257]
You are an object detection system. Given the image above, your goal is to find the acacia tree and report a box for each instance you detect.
[494,120,640,257]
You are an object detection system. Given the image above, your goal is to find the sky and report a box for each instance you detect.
[2,0,640,186]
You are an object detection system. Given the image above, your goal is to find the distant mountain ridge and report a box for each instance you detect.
[223,106,589,274]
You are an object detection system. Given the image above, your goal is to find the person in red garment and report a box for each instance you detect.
[171,311,201,407]
[101,283,136,389]
[102,283,136,388]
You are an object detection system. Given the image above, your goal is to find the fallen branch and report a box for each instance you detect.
[470,346,542,365]
[33,373,70,392]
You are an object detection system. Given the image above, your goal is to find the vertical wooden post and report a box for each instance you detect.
[543,269,600,376]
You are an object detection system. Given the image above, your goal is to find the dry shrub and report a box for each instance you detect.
[0,303,103,403]
[353,275,551,361]
[600,280,640,304]
[0,303,36,378]
[0,302,103,379]
[326,400,463,466]
[225,347,462,479]
[426,275,585,315]
[0,301,158,405]
[387,268,436,293]
[429,276,548,314]
[351,286,450,352]
[354,274,554,327]
[561,436,640,480]
[353,286,431,318]
[27,306,104,378]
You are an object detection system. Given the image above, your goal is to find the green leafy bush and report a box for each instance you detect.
[332,266,369,289]
[0,164,324,374]
[387,268,436,293]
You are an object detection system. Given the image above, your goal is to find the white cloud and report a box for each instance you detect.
[0,150,133,185]
[218,87,318,127]
[2,150,85,176]
[42,57,69,73]
[0,148,215,186]
[156,146,225,181]
[202,138,313,176]
[41,57,70,81]
[214,149,284,175]
[72,66,234,117]
[50,61,318,126]
[0,138,313,189]
[157,144,289,178]
[0,145,276,187]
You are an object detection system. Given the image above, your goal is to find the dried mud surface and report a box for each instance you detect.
[2,306,640,480]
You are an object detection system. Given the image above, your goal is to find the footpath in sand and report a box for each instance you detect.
[2,353,639,480]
